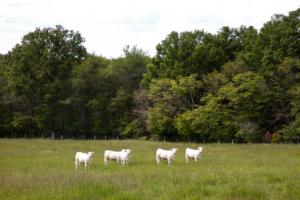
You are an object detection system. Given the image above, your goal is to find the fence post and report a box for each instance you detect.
[51,132,55,140]
[105,136,106,141]
[94,136,96,140]
[117,136,119,140]
[218,140,220,144]
[232,140,234,144]
[164,137,166,143]
[61,135,63,140]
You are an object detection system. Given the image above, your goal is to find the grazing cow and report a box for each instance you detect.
[185,147,203,163]
[75,152,94,169]
[104,149,130,165]
[156,148,178,166]
[104,150,121,165]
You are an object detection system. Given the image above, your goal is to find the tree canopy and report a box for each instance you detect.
[1,8,300,142]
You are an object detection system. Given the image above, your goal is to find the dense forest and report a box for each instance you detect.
[0,8,299,142]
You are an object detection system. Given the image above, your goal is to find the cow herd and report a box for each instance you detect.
[75,147,204,169]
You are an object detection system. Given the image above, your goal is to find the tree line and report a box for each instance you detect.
[0,8,299,142]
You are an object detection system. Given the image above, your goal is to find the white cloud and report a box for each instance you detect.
[0,0,299,57]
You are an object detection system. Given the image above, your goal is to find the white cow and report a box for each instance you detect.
[104,149,130,165]
[119,149,132,165]
[156,148,178,166]
[75,151,94,169]
[104,150,121,165]
[185,147,203,163]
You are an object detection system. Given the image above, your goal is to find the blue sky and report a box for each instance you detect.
[0,0,299,58]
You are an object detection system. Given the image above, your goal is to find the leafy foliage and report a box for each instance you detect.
[1,8,300,142]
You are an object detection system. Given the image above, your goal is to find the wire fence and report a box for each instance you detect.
[1,134,300,145]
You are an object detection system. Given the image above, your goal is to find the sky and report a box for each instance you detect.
[0,0,299,58]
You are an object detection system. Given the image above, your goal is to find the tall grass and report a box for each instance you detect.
[0,139,299,199]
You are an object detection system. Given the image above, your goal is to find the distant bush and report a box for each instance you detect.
[271,133,283,143]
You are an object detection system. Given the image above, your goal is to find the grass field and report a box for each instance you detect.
[0,139,300,200]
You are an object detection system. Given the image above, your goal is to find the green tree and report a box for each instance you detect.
[147,75,202,139]
[259,8,300,69]
[105,46,149,137]
[276,58,300,141]
[6,25,87,137]
[147,79,179,138]
[0,54,12,137]
[175,93,235,142]
[71,55,109,137]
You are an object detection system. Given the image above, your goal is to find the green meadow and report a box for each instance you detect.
[0,139,299,200]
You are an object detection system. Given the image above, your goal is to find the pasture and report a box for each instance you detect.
[0,139,299,200]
